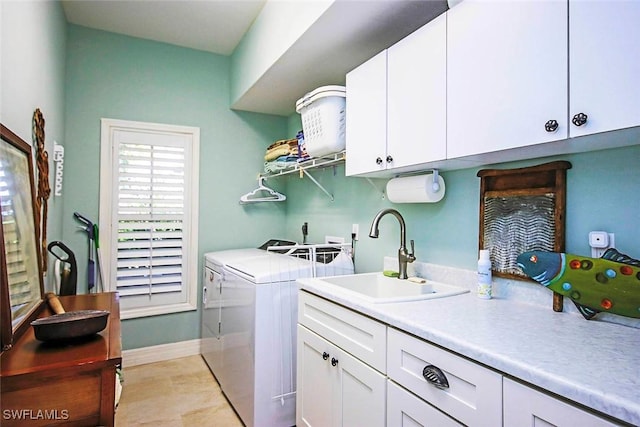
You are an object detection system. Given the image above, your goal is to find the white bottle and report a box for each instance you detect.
[477,249,492,299]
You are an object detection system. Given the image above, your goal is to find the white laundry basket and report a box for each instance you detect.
[296,85,346,158]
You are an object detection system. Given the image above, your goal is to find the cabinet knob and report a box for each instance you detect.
[572,112,588,127]
[422,365,449,389]
[544,119,559,132]
[322,352,330,360]
[386,155,393,163]
[331,357,339,367]
[376,157,383,165]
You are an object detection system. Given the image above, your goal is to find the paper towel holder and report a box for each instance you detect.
[386,170,445,204]
[431,170,441,192]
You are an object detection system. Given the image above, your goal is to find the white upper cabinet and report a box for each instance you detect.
[346,50,387,176]
[447,0,568,159]
[346,0,639,175]
[346,13,447,176]
[569,0,640,137]
[387,12,447,168]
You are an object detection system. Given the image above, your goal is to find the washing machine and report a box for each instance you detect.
[202,242,354,427]
[201,239,296,384]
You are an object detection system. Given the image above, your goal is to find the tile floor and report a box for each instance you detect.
[115,355,244,426]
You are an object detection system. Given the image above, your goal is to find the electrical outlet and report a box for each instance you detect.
[352,224,359,241]
[589,231,615,258]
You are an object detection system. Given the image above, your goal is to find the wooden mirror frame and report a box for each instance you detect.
[0,124,45,351]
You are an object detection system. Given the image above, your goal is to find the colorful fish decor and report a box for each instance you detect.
[516,248,640,320]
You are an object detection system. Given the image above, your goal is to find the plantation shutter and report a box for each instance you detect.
[110,128,195,311]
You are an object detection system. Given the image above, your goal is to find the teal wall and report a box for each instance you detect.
[285,117,640,274]
[56,20,640,352]
[63,25,288,349]
[4,2,638,354]
[1,0,67,289]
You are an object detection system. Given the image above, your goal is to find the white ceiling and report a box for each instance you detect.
[61,0,267,55]
[61,0,448,116]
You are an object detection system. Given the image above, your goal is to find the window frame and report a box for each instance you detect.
[99,118,199,319]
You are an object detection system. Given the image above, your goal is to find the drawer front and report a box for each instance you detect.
[387,380,463,427]
[387,328,502,426]
[503,378,619,427]
[298,291,386,372]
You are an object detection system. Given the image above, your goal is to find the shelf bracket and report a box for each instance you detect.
[301,169,334,201]
[365,178,386,199]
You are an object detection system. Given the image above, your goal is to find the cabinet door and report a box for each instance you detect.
[569,0,640,137]
[447,0,568,158]
[333,344,386,427]
[387,380,463,427]
[388,12,446,167]
[297,325,335,427]
[503,378,618,427]
[345,50,387,176]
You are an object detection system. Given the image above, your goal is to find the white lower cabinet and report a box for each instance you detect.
[387,328,503,426]
[503,378,619,427]
[297,292,386,427]
[296,325,386,427]
[296,292,623,426]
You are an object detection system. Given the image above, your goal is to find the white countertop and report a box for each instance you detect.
[298,275,640,426]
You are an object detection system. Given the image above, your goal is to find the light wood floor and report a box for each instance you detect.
[115,355,244,426]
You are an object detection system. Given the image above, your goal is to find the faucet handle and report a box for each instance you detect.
[409,240,416,262]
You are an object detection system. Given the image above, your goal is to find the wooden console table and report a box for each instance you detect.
[1,292,122,426]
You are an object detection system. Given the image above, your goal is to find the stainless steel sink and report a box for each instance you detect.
[317,272,469,303]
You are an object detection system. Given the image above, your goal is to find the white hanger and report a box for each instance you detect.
[239,176,287,204]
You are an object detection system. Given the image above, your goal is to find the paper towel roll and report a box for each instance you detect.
[386,173,445,203]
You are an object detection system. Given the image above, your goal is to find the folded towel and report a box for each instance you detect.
[265,140,299,161]
[265,144,293,161]
[266,139,289,151]
[264,156,299,173]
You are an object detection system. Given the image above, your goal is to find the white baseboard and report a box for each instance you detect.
[122,338,202,367]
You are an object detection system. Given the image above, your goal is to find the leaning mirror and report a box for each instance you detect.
[1,124,44,350]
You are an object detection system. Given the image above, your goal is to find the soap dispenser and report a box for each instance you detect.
[477,249,492,299]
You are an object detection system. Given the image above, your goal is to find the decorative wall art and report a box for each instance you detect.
[477,161,572,311]
[517,249,640,320]
[33,109,50,273]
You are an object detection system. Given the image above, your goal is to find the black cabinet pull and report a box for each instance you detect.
[545,119,559,132]
[331,357,339,367]
[572,112,588,127]
[322,352,329,360]
[386,155,393,163]
[375,157,383,165]
[422,365,449,389]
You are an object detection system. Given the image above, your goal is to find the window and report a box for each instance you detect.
[99,119,199,319]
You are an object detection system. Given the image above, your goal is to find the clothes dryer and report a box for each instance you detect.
[201,240,295,384]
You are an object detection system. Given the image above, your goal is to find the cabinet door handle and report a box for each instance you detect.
[422,365,449,389]
[386,155,393,163]
[376,157,383,165]
[331,357,339,367]
[545,119,559,132]
[322,352,330,360]
[202,287,207,304]
[572,112,588,127]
